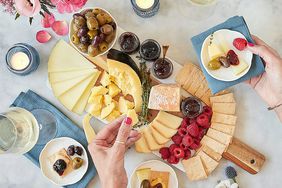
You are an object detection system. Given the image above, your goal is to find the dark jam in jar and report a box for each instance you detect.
[181,97,203,118]
[119,32,140,54]
[140,39,161,61]
[152,58,173,79]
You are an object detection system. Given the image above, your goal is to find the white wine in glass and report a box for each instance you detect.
[0,107,39,154]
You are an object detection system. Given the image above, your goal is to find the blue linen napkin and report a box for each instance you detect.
[191,15,265,94]
[10,90,97,188]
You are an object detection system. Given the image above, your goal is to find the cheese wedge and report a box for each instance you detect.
[211,112,237,125]
[48,40,95,72]
[52,73,93,97]
[201,145,222,162]
[155,111,182,130]
[59,74,95,111]
[143,127,163,150]
[206,128,232,145]
[197,150,219,175]
[201,135,227,155]
[83,114,96,143]
[187,73,205,95]
[212,102,236,115]
[108,83,121,97]
[231,59,249,75]
[150,126,169,145]
[182,156,207,181]
[151,121,177,139]
[135,133,151,153]
[72,72,101,114]
[210,93,235,104]
[49,69,96,83]
[211,122,235,136]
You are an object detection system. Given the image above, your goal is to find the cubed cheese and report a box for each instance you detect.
[100,102,115,119]
[103,95,112,106]
[88,94,103,104]
[126,109,139,126]
[108,83,121,97]
[100,72,111,87]
[91,86,108,96]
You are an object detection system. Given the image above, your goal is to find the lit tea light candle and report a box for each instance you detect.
[136,0,155,9]
[10,52,30,70]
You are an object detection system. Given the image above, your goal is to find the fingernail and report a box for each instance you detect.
[124,117,132,126]
[248,42,254,47]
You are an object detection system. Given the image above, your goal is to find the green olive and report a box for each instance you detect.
[208,59,221,70]
[71,33,80,45]
[72,157,83,170]
[105,32,115,43]
[96,13,107,26]
[72,23,79,33]
[104,13,113,23]
[87,30,98,40]
[85,11,95,19]
[99,42,108,52]
[92,8,102,15]
[77,43,88,53]
[88,45,100,57]
[87,17,99,30]
[74,16,86,28]
[140,180,151,188]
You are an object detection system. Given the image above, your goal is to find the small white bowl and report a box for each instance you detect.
[200,29,253,82]
[129,160,178,188]
[69,7,118,57]
[39,137,89,186]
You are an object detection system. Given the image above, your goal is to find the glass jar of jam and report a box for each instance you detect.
[152,58,173,79]
[119,32,140,54]
[181,97,203,118]
[140,39,161,61]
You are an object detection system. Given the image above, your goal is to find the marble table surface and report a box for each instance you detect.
[0,0,282,187]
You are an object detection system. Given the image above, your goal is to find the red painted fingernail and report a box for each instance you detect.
[124,117,132,125]
[248,42,254,47]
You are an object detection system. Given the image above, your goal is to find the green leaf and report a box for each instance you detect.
[15,13,20,20]
[29,17,34,25]
[39,11,45,17]
[41,4,52,15]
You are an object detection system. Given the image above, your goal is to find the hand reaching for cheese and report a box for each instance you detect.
[246,35,282,122]
[88,116,141,188]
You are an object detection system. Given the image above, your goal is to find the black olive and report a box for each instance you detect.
[74,146,83,156]
[53,159,67,176]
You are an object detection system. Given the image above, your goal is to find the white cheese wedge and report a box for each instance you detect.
[51,72,94,97]
[48,40,95,72]
[49,69,96,83]
[215,33,230,54]
[58,74,95,111]
[206,128,232,145]
[208,43,225,60]
[155,111,182,130]
[231,59,249,75]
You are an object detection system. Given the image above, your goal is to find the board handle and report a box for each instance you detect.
[223,138,265,174]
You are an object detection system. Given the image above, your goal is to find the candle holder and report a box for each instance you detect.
[131,0,160,18]
[5,43,40,76]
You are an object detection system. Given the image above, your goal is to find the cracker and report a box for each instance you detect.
[197,150,219,174]
[201,145,222,162]
[206,128,233,145]
[188,73,205,95]
[211,112,237,125]
[210,93,235,104]
[211,122,235,136]
[200,135,227,155]
[212,102,236,115]
[194,79,209,99]
[175,63,194,86]
[150,171,170,187]
[182,156,208,181]
[201,89,212,106]
[183,67,200,91]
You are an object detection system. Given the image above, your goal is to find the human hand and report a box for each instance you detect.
[246,35,282,121]
[88,116,141,188]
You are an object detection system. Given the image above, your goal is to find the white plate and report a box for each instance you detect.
[39,137,89,186]
[129,160,178,188]
[201,29,253,81]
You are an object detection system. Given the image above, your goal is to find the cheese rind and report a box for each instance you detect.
[155,111,182,130]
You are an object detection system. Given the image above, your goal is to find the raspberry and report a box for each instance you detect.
[187,122,199,138]
[159,147,170,160]
[178,127,188,137]
[182,135,194,147]
[233,38,247,51]
[167,155,179,164]
[198,128,207,140]
[189,118,196,124]
[184,117,190,124]
[180,143,189,151]
[197,114,210,128]
[173,147,185,159]
[183,149,191,160]
[227,50,239,65]
[171,134,182,145]
[203,106,213,118]
[169,144,178,154]
[180,119,188,129]
[189,139,201,150]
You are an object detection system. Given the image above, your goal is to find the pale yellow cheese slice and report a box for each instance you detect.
[211,122,235,136]
[72,72,101,114]
[231,59,249,76]
[182,156,207,181]
[58,74,95,111]
[155,111,182,130]
[83,114,96,143]
[143,127,164,151]
[135,132,151,153]
[210,93,235,104]
[212,102,236,115]
[48,40,95,72]
[151,120,177,139]
[200,135,227,155]
[150,126,169,145]
[126,109,139,126]
[211,112,237,125]
[49,69,96,83]
[206,128,232,145]
[197,150,219,175]
[52,72,94,97]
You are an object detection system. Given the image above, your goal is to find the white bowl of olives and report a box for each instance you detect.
[69,7,118,57]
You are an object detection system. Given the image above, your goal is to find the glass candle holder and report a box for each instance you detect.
[131,0,160,18]
[5,43,40,76]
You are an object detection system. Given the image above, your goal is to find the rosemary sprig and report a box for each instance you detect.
[134,56,152,128]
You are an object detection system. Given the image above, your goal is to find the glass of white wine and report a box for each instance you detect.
[0,107,39,154]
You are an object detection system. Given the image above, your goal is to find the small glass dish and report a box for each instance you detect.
[181,97,203,118]
[130,0,160,18]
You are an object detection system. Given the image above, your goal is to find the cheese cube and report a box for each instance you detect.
[118,97,128,114]
[88,94,103,104]
[108,83,121,97]
[100,102,115,119]
[106,110,121,122]
[126,109,139,126]
[86,104,102,117]
[126,100,135,109]
[103,95,112,106]
[100,72,111,87]
[91,86,108,96]
[148,84,181,112]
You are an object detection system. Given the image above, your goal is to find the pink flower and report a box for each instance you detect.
[41,12,56,28]
[15,0,41,17]
[51,0,87,14]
